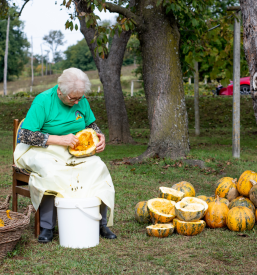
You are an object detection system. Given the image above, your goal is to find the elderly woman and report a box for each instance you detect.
[14,68,116,243]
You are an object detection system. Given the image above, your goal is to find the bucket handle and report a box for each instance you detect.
[75,204,102,221]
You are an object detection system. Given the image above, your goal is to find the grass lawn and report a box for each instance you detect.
[0,122,257,274]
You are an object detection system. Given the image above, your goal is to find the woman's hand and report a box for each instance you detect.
[96,133,105,153]
[46,134,79,148]
[60,134,79,148]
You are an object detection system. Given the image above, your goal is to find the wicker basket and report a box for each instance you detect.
[0,195,11,211]
[0,204,33,262]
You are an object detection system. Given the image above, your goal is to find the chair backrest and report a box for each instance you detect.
[13,118,25,163]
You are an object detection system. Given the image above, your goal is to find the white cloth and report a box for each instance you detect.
[14,143,115,226]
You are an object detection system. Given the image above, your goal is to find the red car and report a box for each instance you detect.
[216,76,250,95]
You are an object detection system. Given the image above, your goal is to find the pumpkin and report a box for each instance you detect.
[68,129,99,158]
[181,197,208,215]
[147,198,176,224]
[237,170,257,197]
[172,181,195,197]
[249,180,257,207]
[255,209,257,222]
[228,196,255,213]
[204,196,229,228]
[146,223,174,238]
[215,177,239,201]
[206,196,215,204]
[196,195,209,202]
[227,206,255,231]
[175,201,205,222]
[159,187,185,202]
[135,201,150,223]
[216,198,229,206]
[173,218,206,236]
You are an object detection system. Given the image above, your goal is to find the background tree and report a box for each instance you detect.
[62,39,96,71]
[240,0,257,123]
[0,13,29,82]
[72,1,134,144]
[43,30,66,62]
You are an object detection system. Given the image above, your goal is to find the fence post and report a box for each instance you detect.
[131,80,134,97]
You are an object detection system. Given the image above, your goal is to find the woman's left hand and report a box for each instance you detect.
[96,133,106,153]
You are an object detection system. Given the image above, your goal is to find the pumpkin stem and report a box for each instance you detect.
[250,179,257,186]
[232,178,237,184]
[216,195,220,203]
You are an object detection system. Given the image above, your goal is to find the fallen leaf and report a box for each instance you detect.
[226,161,231,165]
[162,165,170,169]
[130,168,136,171]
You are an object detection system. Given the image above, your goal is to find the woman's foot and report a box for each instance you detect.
[38,227,54,243]
[100,225,117,239]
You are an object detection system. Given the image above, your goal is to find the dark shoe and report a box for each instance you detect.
[100,225,117,239]
[38,227,53,243]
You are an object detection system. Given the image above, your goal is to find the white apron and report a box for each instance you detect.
[14,143,115,226]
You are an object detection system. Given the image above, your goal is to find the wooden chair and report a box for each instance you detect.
[12,119,40,237]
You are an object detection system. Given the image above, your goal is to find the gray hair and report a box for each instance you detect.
[58,68,91,95]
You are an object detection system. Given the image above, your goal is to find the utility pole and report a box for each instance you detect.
[45,50,49,76]
[3,16,10,96]
[41,44,43,77]
[30,36,34,92]
[194,61,200,136]
[228,6,241,158]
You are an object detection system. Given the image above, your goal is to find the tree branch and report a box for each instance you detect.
[18,0,30,16]
[105,2,143,27]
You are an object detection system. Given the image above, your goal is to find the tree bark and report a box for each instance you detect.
[239,1,257,123]
[131,1,190,160]
[77,2,134,144]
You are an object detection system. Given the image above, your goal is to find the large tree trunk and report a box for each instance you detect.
[240,1,257,123]
[133,1,190,160]
[77,2,134,143]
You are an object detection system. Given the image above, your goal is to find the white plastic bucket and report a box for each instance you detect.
[55,197,102,249]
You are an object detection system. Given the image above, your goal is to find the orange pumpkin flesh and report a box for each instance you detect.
[205,196,229,228]
[237,170,257,197]
[147,198,176,224]
[172,181,195,197]
[215,177,239,201]
[227,206,255,231]
[135,201,150,223]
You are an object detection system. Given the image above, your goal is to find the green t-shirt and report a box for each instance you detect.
[22,85,96,135]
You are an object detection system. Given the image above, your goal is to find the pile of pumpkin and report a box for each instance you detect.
[135,170,257,238]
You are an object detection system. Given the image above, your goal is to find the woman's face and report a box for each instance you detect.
[57,88,84,107]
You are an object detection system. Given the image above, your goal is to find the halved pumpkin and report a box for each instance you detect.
[147,198,176,224]
[146,223,174,238]
[159,187,185,202]
[173,218,206,236]
[181,197,208,215]
[175,201,205,222]
[68,129,99,158]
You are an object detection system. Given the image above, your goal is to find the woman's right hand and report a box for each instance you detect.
[60,134,79,148]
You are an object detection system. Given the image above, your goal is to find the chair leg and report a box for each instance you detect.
[12,172,18,212]
[35,209,40,238]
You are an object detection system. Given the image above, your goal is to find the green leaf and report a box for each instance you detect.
[98,46,103,53]
[75,24,78,31]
